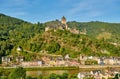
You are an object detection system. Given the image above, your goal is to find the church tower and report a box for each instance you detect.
[61,16,68,29]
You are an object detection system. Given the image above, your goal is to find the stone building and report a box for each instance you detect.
[61,16,66,25]
[61,16,68,29]
[45,16,68,31]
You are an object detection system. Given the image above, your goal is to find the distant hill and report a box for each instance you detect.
[0,13,28,24]
[0,13,30,37]
[68,21,120,42]
[0,13,120,58]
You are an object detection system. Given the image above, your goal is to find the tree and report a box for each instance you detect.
[60,47,67,56]
[37,74,43,79]
[0,57,2,65]
[8,67,26,79]
[114,73,120,79]
[47,42,60,53]
[49,73,57,79]
[61,72,69,79]
[26,76,32,79]
[0,76,7,79]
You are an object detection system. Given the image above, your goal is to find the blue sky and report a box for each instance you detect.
[0,0,120,23]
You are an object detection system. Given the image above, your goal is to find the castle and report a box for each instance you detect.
[45,16,86,35]
[61,16,68,29]
[45,16,68,31]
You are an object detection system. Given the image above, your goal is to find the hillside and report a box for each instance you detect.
[0,13,120,59]
[0,13,45,56]
[68,21,120,43]
[22,30,120,59]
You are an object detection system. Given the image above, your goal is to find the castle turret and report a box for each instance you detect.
[61,16,68,29]
[61,16,66,24]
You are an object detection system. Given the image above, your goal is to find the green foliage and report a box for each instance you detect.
[59,47,67,56]
[68,21,120,43]
[0,57,2,64]
[49,72,69,79]
[37,74,43,79]
[49,73,58,79]
[24,53,37,61]
[0,68,10,77]
[48,72,72,79]
[0,42,13,56]
[0,13,45,56]
[8,67,26,79]
[85,59,98,65]
[61,72,69,79]
[69,74,78,79]
[47,42,60,54]
[26,76,32,79]
[83,77,94,79]
[0,76,7,79]
[113,73,120,79]
[22,28,120,57]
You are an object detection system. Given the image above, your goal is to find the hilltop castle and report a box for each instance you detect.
[45,16,86,35]
[45,16,68,31]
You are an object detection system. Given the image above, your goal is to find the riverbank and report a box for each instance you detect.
[78,65,120,71]
[0,65,120,71]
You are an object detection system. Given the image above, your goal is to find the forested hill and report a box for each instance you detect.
[0,13,30,37]
[0,13,120,58]
[0,13,28,24]
[68,21,120,43]
[0,13,45,56]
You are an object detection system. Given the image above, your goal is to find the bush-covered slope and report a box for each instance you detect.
[24,30,120,58]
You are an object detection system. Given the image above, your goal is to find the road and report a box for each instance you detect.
[79,65,120,68]
[1,65,120,70]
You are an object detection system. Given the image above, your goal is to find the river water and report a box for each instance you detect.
[26,70,79,78]
[26,67,120,78]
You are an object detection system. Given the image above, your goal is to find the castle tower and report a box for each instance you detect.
[61,16,66,24]
[61,16,68,29]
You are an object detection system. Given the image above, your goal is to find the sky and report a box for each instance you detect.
[0,0,120,23]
